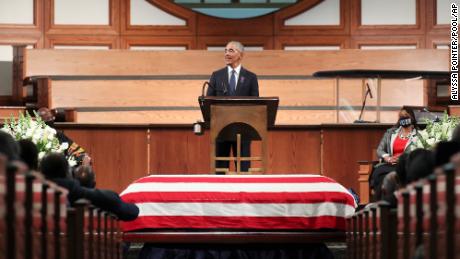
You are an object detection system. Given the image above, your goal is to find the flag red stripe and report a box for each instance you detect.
[121,215,346,232]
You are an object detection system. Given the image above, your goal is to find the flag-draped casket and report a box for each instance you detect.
[120,174,357,232]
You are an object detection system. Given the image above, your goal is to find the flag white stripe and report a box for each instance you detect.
[121,182,349,196]
[136,202,356,218]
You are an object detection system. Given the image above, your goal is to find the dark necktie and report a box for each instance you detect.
[229,69,236,95]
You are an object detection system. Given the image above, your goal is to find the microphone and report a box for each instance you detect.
[366,82,373,99]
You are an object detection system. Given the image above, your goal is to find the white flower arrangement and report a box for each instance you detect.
[1,111,77,167]
[415,112,460,149]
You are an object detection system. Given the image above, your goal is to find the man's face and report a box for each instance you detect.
[38,108,55,123]
[224,43,243,68]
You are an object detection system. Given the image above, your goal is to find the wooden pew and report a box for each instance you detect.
[348,159,460,259]
[67,199,122,259]
[1,158,122,259]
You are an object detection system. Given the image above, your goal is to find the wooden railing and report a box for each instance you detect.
[347,162,459,259]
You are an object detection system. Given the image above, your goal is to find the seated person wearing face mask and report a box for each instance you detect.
[370,107,419,201]
[37,107,90,166]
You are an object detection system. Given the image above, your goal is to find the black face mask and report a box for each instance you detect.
[399,117,412,128]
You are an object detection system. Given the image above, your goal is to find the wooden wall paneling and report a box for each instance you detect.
[46,79,339,109]
[71,110,203,124]
[196,15,273,37]
[12,46,26,105]
[196,36,274,50]
[0,31,43,46]
[350,0,426,36]
[275,110,337,125]
[261,79,337,106]
[44,35,119,49]
[274,0,350,36]
[268,129,322,174]
[57,109,339,125]
[379,79,425,107]
[36,77,51,108]
[426,0,450,32]
[121,0,196,36]
[23,49,450,78]
[350,35,426,49]
[121,36,196,49]
[47,79,204,108]
[0,96,13,105]
[149,128,211,173]
[56,124,391,193]
[0,0,43,45]
[44,0,120,35]
[274,35,350,49]
[62,128,149,193]
[321,127,386,193]
[0,106,26,120]
[425,34,450,49]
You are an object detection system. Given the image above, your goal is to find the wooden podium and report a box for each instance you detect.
[199,96,279,174]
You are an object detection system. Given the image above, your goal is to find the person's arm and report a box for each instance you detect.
[251,74,259,97]
[85,189,139,221]
[376,130,391,162]
[206,72,217,96]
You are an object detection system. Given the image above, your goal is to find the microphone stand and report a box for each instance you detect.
[354,84,373,123]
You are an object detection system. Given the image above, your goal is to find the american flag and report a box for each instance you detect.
[120,174,357,232]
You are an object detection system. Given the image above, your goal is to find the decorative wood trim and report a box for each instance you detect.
[12,46,27,105]
[426,0,450,33]
[37,77,51,108]
[121,36,196,49]
[351,0,426,36]
[0,32,41,46]
[0,0,43,30]
[274,36,351,50]
[44,0,120,35]
[274,0,350,36]
[121,0,196,36]
[0,96,14,106]
[196,36,274,50]
[0,0,43,45]
[426,34,450,49]
[426,79,436,107]
[350,35,425,49]
[45,35,119,49]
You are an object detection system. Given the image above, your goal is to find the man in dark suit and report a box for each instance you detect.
[206,41,259,173]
